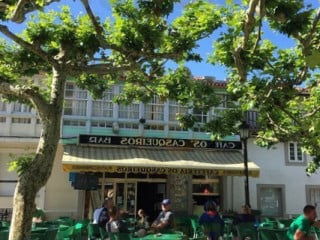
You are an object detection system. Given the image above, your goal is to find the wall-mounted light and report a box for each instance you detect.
[139,118,146,124]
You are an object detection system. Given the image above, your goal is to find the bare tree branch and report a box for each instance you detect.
[304,8,320,48]
[0,81,50,116]
[303,106,320,118]
[10,0,59,23]
[0,25,55,65]
[80,0,109,49]
[243,0,260,49]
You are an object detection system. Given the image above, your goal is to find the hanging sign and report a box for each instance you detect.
[78,134,241,150]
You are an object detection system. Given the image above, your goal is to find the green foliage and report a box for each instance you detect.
[207,0,320,174]
[8,153,35,176]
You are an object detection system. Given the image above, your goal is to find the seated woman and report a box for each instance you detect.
[232,205,256,240]
[106,206,120,233]
[134,209,149,237]
[233,205,256,225]
[199,201,224,240]
[137,209,149,229]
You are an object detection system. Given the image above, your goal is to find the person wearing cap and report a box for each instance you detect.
[151,199,174,232]
[93,197,114,228]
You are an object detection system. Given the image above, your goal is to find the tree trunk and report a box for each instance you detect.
[9,67,66,240]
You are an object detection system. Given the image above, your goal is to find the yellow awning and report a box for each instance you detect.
[62,145,260,177]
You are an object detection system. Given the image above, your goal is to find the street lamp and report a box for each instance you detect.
[239,120,250,207]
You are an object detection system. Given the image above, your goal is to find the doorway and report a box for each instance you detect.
[257,184,286,217]
[137,183,166,221]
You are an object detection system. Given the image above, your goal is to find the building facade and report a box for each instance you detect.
[0,78,319,221]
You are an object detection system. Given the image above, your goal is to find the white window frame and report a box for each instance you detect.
[64,82,88,116]
[91,89,114,118]
[168,100,188,122]
[144,95,164,121]
[285,142,306,166]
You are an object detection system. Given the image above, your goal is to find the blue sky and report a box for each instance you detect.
[4,0,319,80]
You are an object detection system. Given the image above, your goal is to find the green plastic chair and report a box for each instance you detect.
[258,228,277,240]
[99,227,109,239]
[108,232,132,240]
[236,222,258,240]
[30,232,46,240]
[44,228,59,240]
[1,222,9,228]
[278,219,293,228]
[87,223,100,240]
[56,217,75,226]
[57,226,74,240]
[202,222,223,240]
[0,230,9,240]
[190,218,204,238]
[274,229,288,240]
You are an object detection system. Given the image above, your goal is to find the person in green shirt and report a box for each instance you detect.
[287,205,320,240]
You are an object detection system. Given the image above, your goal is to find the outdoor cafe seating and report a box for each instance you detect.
[3,214,320,240]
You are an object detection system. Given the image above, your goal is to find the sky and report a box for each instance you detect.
[4,0,319,80]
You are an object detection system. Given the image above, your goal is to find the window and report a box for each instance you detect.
[211,94,228,118]
[64,82,88,116]
[144,95,164,121]
[63,120,86,126]
[92,89,113,118]
[0,96,7,112]
[12,118,31,124]
[118,122,139,129]
[285,142,305,165]
[306,186,320,216]
[91,120,113,128]
[169,125,187,131]
[119,104,139,119]
[144,124,164,130]
[193,108,207,124]
[257,184,285,217]
[12,102,32,113]
[0,117,6,123]
[169,100,188,122]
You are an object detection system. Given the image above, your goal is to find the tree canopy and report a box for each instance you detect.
[209,0,320,174]
[0,1,223,239]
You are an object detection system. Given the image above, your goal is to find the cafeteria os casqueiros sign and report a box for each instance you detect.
[79,134,241,150]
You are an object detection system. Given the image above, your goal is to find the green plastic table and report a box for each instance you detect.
[135,233,183,239]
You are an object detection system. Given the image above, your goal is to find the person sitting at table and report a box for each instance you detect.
[32,203,45,223]
[106,206,120,233]
[233,205,256,225]
[232,205,256,240]
[137,209,149,229]
[199,200,224,240]
[93,197,114,228]
[287,205,320,240]
[151,199,174,232]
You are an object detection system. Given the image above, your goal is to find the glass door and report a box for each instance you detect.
[127,182,137,217]
[115,182,137,217]
[116,183,125,210]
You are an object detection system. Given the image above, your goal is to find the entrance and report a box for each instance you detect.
[137,183,166,221]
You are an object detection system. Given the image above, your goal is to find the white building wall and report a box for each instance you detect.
[231,139,320,216]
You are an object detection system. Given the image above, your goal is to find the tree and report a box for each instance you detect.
[0,1,222,239]
[208,0,320,174]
